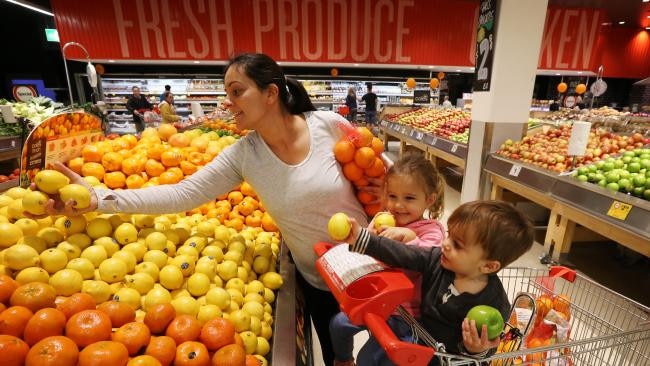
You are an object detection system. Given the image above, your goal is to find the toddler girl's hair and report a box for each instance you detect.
[386,153,445,219]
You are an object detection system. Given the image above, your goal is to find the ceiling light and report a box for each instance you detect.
[354,63,359,66]
[555,73,561,76]
[455,69,461,72]
[646,27,650,30]
[193,61,200,64]
[618,21,626,25]
[428,66,434,69]
[602,22,611,25]
[108,60,115,63]
[577,71,583,74]
[4,0,53,16]
[643,0,649,3]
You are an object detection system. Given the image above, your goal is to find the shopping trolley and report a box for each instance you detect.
[314,243,650,366]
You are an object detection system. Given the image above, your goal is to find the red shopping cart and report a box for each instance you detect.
[314,243,650,366]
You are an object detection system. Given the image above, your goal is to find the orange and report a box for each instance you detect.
[65,310,113,348]
[179,161,198,176]
[211,343,246,366]
[261,213,277,232]
[0,306,33,338]
[165,315,202,345]
[342,162,364,181]
[225,217,244,232]
[81,162,106,181]
[175,341,210,366]
[57,293,96,320]
[23,308,67,346]
[122,134,138,148]
[0,275,18,304]
[353,177,369,187]
[370,137,384,155]
[110,138,130,152]
[357,191,377,205]
[199,318,235,351]
[237,200,255,216]
[145,336,176,366]
[157,124,178,141]
[112,321,152,356]
[365,157,386,178]
[97,301,136,328]
[245,215,262,228]
[104,171,127,189]
[128,355,163,366]
[228,191,244,205]
[0,334,29,366]
[126,174,147,189]
[158,171,181,185]
[102,152,124,172]
[168,134,190,148]
[147,144,166,160]
[161,150,183,167]
[353,127,374,148]
[122,157,144,175]
[145,159,166,177]
[333,140,356,163]
[78,341,129,366]
[354,147,376,169]
[10,282,57,312]
[67,157,85,175]
[82,145,104,162]
[552,294,571,319]
[245,355,260,366]
[187,151,204,165]
[26,336,79,366]
[364,202,382,217]
[239,181,257,197]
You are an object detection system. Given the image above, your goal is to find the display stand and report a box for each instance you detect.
[313,242,434,366]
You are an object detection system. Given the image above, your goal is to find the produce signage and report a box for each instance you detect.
[473,0,497,92]
[51,0,478,66]
[413,89,431,104]
[20,112,103,187]
[12,85,38,103]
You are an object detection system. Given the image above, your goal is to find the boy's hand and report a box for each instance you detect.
[378,227,417,243]
[343,217,363,245]
[461,318,501,355]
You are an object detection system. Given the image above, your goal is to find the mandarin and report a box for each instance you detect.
[78,340,129,366]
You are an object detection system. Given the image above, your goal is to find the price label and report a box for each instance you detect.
[415,131,424,140]
[606,201,632,221]
[473,0,497,92]
[401,126,407,134]
[451,144,459,153]
[508,164,522,177]
[431,137,438,146]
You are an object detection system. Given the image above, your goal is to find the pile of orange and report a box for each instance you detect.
[0,276,252,366]
[334,126,386,216]
[202,118,248,137]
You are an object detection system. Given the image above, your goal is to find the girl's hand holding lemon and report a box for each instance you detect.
[25,162,98,218]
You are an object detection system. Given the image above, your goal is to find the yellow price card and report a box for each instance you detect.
[606,201,632,221]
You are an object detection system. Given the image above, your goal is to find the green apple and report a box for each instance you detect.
[466,305,504,340]
[328,212,351,241]
[374,213,396,230]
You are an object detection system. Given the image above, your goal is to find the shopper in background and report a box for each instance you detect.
[330,153,446,366]
[343,200,534,365]
[442,95,453,108]
[362,83,378,127]
[126,86,152,133]
[345,87,358,123]
[159,91,181,124]
[159,84,171,103]
[34,52,371,366]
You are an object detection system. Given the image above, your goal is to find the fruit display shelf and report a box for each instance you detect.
[379,120,468,168]
[485,154,650,262]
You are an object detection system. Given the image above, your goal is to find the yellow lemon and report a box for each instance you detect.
[112,250,136,273]
[159,265,184,290]
[6,200,25,220]
[194,258,216,278]
[16,266,50,284]
[122,242,147,262]
[83,176,102,186]
[162,229,180,245]
[196,221,216,237]
[134,261,160,282]
[217,260,238,282]
[113,287,141,310]
[66,233,92,250]
[171,254,195,277]
[144,286,172,311]
[98,257,128,283]
[2,188,25,199]
[137,228,155,239]
[18,235,48,253]
[145,232,168,251]
[114,223,138,245]
[243,293,265,305]
[125,272,155,295]
[214,225,231,242]
[14,218,41,237]
[256,336,270,356]
[171,296,199,317]
[223,251,243,266]
[242,301,265,320]
[66,257,95,279]
[225,278,246,295]
[49,268,83,296]
[201,245,224,262]
[35,216,53,229]
[93,237,120,257]
[82,280,111,304]
[0,222,23,248]
[4,244,40,270]
[252,256,270,274]
[239,331,257,354]
[259,272,283,290]
[249,316,262,336]
[187,273,211,297]
[184,236,208,253]
[132,214,155,229]
[229,309,251,332]
[142,250,167,269]
[205,287,230,310]
[34,169,69,194]
[197,304,222,324]
[54,242,80,262]
[260,321,273,340]
[245,280,265,296]
[86,218,113,239]
[54,215,87,235]
[81,245,108,267]
[37,227,64,247]
[263,288,275,304]
[58,184,91,209]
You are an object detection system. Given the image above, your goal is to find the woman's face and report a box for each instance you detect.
[223,66,273,130]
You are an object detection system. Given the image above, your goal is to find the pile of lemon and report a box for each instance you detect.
[0,181,282,360]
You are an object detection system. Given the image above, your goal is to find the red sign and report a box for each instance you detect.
[12,85,38,102]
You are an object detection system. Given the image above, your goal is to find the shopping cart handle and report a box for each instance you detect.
[549,266,577,282]
[364,313,434,366]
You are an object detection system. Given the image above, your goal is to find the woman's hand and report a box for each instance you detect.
[461,318,501,355]
[357,177,384,204]
[24,161,99,218]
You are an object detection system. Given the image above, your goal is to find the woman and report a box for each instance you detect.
[159,91,181,124]
[36,53,374,366]
[345,87,357,123]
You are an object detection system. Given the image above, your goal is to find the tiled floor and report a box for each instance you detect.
[310,142,649,366]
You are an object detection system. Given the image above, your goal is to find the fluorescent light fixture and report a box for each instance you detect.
[44,28,59,42]
[108,60,115,63]
[643,0,649,3]
[602,22,611,25]
[354,63,359,66]
[455,69,461,72]
[555,73,561,76]
[4,0,53,16]
[193,61,200,64]
[577,71,583,74]
[618,21,626,25]
[428,66,434,69]
[646,27,650,30]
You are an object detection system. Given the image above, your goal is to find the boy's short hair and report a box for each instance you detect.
[448,200,534,269]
